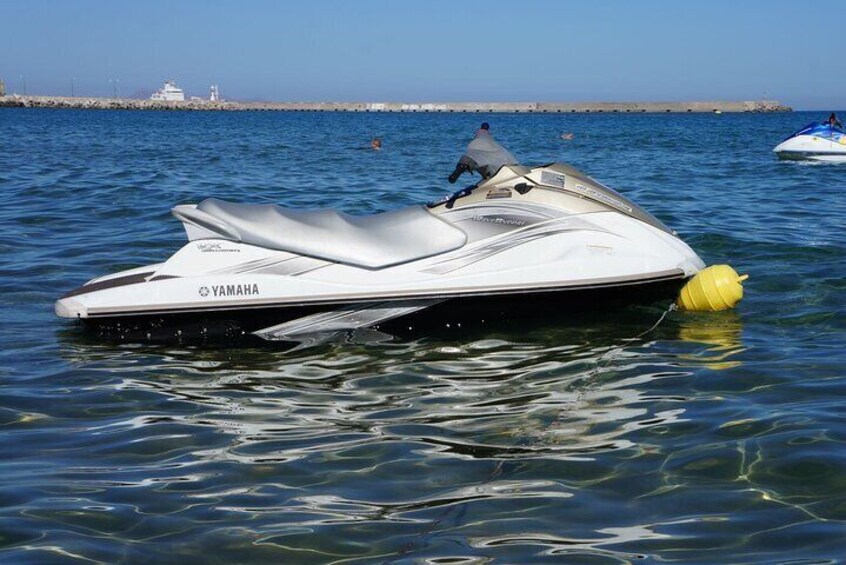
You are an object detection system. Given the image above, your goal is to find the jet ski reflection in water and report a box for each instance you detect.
[56,128,705,343]
[773,115,846,162]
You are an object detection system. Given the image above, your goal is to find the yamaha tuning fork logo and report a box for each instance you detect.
[199,284,259,298]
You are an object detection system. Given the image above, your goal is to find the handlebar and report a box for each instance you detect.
[448,162,471,184]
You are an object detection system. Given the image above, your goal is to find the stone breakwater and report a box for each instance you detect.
[0,95,791,113]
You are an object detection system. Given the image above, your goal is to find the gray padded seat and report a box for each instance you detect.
[197,198,467,269]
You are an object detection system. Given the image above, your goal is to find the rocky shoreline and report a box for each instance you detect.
[0,95,792,113]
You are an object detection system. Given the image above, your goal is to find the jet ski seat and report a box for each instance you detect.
[192,198,468,269]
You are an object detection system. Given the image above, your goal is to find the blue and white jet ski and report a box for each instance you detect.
[773,122,846,162]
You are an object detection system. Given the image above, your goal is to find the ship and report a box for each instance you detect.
[150,80,185,102]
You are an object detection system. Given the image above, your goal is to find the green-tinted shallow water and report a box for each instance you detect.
[1,108,844,563]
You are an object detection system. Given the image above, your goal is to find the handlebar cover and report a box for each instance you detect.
[448,162,471,184]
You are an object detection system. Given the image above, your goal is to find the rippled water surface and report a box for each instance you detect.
[1,108,845,563]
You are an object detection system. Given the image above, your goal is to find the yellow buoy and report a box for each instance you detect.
[677,265,749,312]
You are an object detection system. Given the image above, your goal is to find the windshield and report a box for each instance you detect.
[458,132,519,178]
[786,121,846,141]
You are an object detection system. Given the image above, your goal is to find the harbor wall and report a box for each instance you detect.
[0,95,791,113]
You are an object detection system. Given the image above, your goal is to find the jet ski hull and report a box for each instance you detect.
[71,272,688,343]
[774,150,846,163]
[774,124,846,162]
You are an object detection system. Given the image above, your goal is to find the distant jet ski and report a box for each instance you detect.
[773,122,846,162]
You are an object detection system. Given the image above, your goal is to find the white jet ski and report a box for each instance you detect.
[773,121,846,162]
[56,136,705,342]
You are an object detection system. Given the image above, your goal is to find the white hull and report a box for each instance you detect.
[774,133,846,162]
[58,213,701,318]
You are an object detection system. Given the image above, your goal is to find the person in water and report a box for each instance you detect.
[370,137,382,150]
[824,113,843,129]
[475,122,491,137]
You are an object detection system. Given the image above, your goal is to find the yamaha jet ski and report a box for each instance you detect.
[56,136,705,342]
[773,122,846,162]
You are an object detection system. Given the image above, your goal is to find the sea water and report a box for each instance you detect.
[1,108,844,563]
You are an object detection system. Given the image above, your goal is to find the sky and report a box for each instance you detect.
[1,0,844,110]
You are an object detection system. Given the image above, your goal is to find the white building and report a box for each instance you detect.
[150,80,185,101]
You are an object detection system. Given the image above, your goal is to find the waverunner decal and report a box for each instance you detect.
[197,242,240,253]
[471,215,526,226]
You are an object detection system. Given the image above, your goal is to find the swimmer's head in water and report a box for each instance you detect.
[480,122,490,131]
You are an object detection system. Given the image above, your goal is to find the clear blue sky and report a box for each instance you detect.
[2,0,843,109]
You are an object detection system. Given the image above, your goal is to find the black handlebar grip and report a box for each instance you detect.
[448,163,466,184]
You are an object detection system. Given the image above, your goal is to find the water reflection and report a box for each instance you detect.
[676,311,745,370]
[31,307,761,561]
[55,309,750,474]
